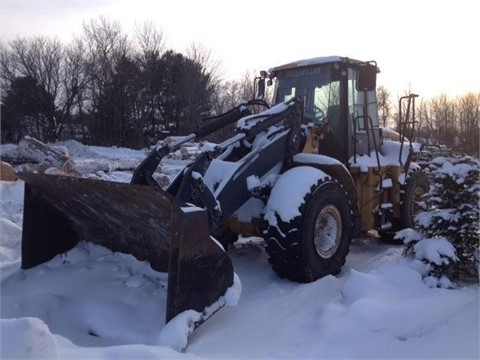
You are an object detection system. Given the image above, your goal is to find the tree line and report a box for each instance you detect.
[0,17,254,148]
[1,17,478,155]
[377,86,479,156]
[415,93,479,155]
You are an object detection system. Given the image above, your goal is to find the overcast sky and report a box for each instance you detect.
[1,0,478,99]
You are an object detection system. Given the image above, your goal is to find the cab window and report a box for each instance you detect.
[348,68,379,132]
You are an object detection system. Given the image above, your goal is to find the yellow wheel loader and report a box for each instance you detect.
[18,56,428,342]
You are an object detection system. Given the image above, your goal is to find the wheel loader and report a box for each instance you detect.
[17,56,428,345]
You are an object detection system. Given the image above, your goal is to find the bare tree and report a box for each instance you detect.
[0,41,17,95]
[457,93,480,155]
[61,38,91,142]
[186,42,223,91]
[0,36,82,141]
[376,85,392,127]
[213,69,269,115]
[416,99,434,143]
[80,16,131,145]
[412,92,479,155]
[134,20,166,59]
[131,21,167,145]
[429,94,456,146]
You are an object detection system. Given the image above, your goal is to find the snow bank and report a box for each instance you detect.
[0,182,24,263]
[1,317,59,359]
[1,242,170,348]
[0,179,24,203]
[54,140,145,160]
[315,262,479,358]
[0,218,21,263]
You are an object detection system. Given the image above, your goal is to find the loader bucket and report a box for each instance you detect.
[17,172,234,326]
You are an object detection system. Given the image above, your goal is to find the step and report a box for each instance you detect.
[379,222,393,231]
[382,178,393,189]
[380,202,393,210]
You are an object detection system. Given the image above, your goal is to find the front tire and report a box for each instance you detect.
[265,178,353,283]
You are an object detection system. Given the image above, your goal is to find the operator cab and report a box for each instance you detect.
[266,56,380,165]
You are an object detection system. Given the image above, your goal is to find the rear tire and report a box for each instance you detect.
[265,180,353,283]
[379,171,430,243]
[402,171,430,227]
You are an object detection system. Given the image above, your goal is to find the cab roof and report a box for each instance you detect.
[269,56,377,73]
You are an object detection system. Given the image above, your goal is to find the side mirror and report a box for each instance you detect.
[356,62,377,92]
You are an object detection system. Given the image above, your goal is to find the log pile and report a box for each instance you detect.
[18,136,70,168]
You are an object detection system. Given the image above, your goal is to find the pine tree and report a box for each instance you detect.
[400,155,479,285]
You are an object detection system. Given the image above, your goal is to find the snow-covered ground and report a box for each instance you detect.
[1,141,479,359]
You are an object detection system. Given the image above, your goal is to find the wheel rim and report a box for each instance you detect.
[314,205,342,258]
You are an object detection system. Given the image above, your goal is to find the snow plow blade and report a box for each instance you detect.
[18,172,234,326]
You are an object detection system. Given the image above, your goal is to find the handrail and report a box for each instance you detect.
[353,114,381,170]
[398,94,419,173]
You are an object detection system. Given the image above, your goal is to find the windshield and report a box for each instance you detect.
[273,64,339,124]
